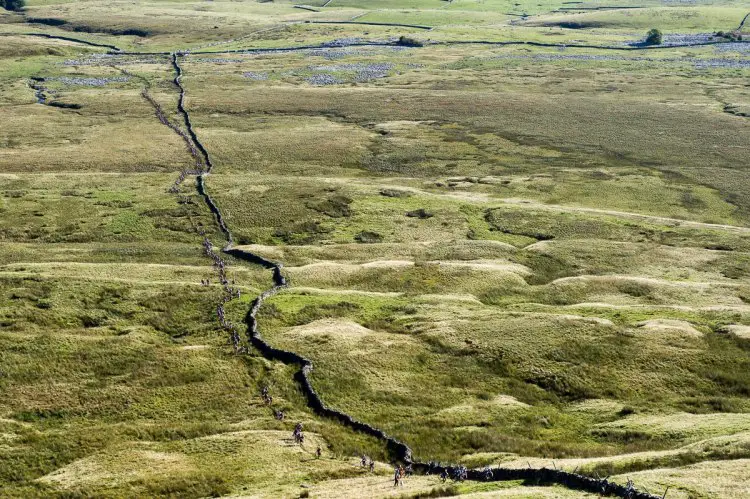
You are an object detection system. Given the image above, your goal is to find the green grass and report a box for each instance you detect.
[257,289,750,462]
[525,6,750,32]
[1,0,749,496]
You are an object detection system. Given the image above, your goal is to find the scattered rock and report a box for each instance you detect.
[243,71,269,80]
[306,73,343,86]
[52,76,129,86]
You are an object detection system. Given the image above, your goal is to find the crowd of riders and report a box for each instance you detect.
[259,385,491,489]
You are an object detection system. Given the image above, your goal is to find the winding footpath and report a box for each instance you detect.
[132,52,663,499]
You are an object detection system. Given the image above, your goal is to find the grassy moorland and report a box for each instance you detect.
[1,0,749,497]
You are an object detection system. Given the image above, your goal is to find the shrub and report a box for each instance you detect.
[397,35,423,47]
[714,30,741,41]
[644,28,662,45]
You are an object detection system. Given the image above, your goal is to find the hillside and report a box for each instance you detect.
[1,0,749,497]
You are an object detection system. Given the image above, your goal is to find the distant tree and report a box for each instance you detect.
[645,28,663,45]
[714,30,742,42]
[397,35,423,47]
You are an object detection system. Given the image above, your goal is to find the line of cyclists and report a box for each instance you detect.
[261,386,494,486]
